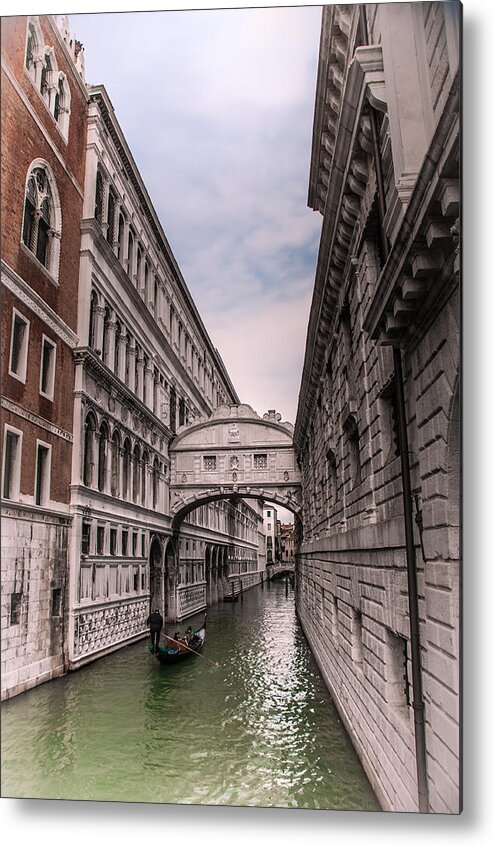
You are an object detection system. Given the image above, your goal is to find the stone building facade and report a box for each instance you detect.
[68,83,262,670]
[1,15,88,699]
[295,3,460,813]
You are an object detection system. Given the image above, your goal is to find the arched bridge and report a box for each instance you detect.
[169,404,301,527]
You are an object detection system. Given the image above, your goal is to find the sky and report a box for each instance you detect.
[70,4,323,429]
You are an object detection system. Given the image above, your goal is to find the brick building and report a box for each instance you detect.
[1,15,88,698]
[295,3,460,813]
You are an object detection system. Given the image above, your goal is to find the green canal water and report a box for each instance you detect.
[1,581,379,811]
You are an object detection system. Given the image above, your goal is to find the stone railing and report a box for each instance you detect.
[73,596,148,659]
[177,582,207,620]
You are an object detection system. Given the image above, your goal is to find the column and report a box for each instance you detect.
[101,176,110,238]
[144,363,154,410]
[106,309,117,370]
[136,354,145,402]
[117,326,128,382]
[127,339,136,392]
[112,200,122,256]
[122,217,130,272]
[93,303,105,356]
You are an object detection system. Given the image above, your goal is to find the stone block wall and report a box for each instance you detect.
[297,286,460,813]
[1,508,70,699]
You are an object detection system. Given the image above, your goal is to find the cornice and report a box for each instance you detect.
[1,261,79,347]
[296,43,383,451]
[362,73,460,340]
[1,397,74,442]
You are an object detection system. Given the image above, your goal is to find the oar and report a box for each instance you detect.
[162,634,218,667]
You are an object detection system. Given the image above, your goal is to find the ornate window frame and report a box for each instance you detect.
[21,159,62,283]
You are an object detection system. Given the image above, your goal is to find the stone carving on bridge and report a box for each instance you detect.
[228,423,240,441]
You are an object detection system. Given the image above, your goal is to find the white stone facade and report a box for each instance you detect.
[295,3,460,814]
[68,84,262,670]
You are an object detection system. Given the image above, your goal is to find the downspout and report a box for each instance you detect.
[359,6,429,814]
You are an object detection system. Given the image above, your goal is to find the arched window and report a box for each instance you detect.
[95,170,104,223]
[122,438,132,499]
[152,458,160,509]
[143,354,149,406]
[114,320,121,374]
[143,261,149,302]
[107,189,116,245]
[117,213,125,262]
[83,413,97,486]
[136,246,142,286]
[88,290,98,348]
[169,386,176,434]
[22,163,61,278]
[127,229,134,278]
[102,305,111,365]
[135,344,140,396]
[40,49,57,110]
[142,450,149,506]
[132,444,141,504]
[111,430,121,497]
[125,333,132,385]
[53,73,71,140]
[98,421,109,493]
[25,20,40,82]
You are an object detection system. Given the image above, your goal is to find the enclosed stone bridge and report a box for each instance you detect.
[169,404,301,527]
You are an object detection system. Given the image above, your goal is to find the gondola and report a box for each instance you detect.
[150,614,207,664]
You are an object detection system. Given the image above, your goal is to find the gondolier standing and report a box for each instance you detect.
[146,608,163,655]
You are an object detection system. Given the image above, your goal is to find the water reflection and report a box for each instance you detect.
[2,582,379,810]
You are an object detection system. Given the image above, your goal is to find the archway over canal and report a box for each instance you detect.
[169,404,302,529]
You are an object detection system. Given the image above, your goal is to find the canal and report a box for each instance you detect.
[1,581,379,811]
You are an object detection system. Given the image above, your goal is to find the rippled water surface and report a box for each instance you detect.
[2,582,379,810]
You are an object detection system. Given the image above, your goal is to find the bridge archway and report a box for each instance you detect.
[169,404,301,529]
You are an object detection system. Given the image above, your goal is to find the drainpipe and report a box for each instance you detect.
[359,6,429,814]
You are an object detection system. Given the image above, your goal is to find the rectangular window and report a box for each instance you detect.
[10,592,22,625]
[35,441,51,506]
[110,528,117,555]
[51,587,62,617]
[39,335,56,400]
[133,570,139,592]
[141,571,146,590]
[3,426,22,500]
[81,521,91,555]
[254,454,267,470]
[96,526,105,555]
[141,534,145,557]
[132,532,138,556]
[122,529,128,556]
[203,455,217,472]
[9,310,29,382]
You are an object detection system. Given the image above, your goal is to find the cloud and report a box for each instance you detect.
[72,5,322,423]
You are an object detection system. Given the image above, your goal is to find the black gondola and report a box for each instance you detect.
[150,614,207,664]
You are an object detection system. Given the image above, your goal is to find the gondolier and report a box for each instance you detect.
[146,608,163,655]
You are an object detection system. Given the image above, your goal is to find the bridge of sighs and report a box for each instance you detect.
[168,404,301,526]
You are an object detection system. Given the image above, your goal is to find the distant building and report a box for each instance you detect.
[295,3,460,814]
[263,505,279,564]
[1,15,88,698]
[280,523,295,565]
